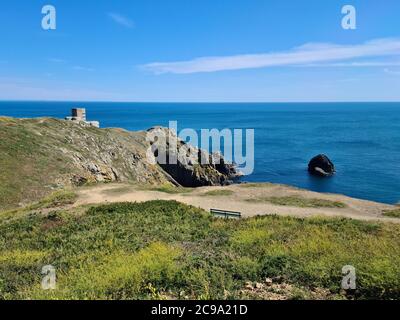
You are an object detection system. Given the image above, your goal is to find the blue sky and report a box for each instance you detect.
[0,0,400,102]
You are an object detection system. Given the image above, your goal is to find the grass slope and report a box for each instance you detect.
[0,200,399,300]
[0,117,170,211]
[0,118,74,210]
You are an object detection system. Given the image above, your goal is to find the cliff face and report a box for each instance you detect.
[0,117,239,209]
[146,127,241,187]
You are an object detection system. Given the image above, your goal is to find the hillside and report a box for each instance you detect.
[1,116,399,300]
[0,117,237,210]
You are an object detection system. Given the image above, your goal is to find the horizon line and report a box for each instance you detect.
[0,99,400,104]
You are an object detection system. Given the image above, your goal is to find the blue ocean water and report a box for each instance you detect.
[1,101,399,204]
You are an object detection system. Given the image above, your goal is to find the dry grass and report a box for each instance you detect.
[201,190,234,197]
[101,185,137,196]
[239,183,274,189]
[245,196,347,208]
[383,209,400,218]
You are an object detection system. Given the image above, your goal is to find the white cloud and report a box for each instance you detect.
[108,12,134,29]
[384,68,400,75]
[142,38,400,74]
[0,78,127,101]
[299,61,400,67]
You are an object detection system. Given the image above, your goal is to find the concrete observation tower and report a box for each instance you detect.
[65,108,100,128]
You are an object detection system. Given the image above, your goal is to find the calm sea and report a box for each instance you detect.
[1,101,399,204]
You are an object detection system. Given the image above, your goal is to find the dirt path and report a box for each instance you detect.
[75,183,399,223]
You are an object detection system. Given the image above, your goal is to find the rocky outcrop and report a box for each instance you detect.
[0,117,241,208]
[146,127,242,187]
[308,154,335,177]
[61,122,240,187]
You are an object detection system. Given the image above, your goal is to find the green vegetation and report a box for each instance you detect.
[0,117,172,211]
[382,208,400,218]
[0,200,399,300]
[201,190,234,196]
[28,190,78,210]
[0,190,78,223]
[245,196,347,208]
[143,184,193,194]
[0,118,73,210]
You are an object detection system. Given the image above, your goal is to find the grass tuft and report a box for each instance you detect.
[28,190,78,210]
[239,183,274,189]
[245,196,346,208]
[382,209,400,218]
[201,190,234,197]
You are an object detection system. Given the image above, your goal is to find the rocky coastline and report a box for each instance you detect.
[0,116,241,209]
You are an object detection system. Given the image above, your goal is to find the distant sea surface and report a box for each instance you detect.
[1,101,399,204]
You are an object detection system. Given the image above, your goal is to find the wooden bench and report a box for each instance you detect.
[210,208,242,219]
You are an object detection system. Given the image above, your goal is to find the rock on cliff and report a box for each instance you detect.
[146,127,242,187]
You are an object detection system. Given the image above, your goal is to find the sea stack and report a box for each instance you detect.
[308,154,335,177]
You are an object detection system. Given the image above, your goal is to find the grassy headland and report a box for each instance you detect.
[1,117,399,300]
[0,117,239,211]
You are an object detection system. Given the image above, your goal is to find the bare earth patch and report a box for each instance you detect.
[239,278,338,300]
[101,185,136,196]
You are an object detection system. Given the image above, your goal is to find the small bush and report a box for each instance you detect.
[232,257,260,281]
[260,255,295,278]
